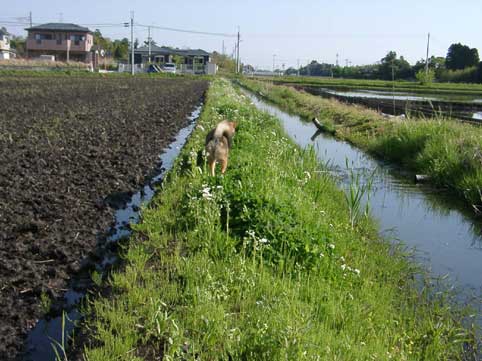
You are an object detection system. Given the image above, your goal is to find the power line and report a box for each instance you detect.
[135,23,236,38]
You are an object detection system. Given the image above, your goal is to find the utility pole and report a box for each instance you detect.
[222,40,225,55]
[130,11,134,75]
[66,37,70,62]
[391,58,396,115]
[425,32,430,78]
[297,58,300,76]
[236,27,240,73]
[26,11,32,58]
[272,54,276,76]
[148,25,151,63]
[336,53,339,67]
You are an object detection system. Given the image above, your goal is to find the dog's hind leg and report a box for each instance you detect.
[220,158,228,174]
[209,160,216,176]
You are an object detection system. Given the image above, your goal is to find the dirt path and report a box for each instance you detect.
[0,75,207,359]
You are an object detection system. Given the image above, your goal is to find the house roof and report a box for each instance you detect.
[25,23,92,33]
[135,45,210,57]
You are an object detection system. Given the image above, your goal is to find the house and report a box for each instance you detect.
[133,45,216,74]
[0,28,11,60]
[25,23,94,63]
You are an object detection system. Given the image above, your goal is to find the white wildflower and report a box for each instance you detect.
[304,171,311,179]
[201,186,213,200]
[259,238,268,244]
[341,264,346,271]
[328,243,335,250]
[353,268,360,276]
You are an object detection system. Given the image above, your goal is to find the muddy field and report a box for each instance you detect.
[0,75,207,359]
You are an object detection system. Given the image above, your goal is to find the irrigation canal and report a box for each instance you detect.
[243,89,482,331]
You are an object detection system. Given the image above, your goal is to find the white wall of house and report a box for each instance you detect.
[206,62,217,75]
[0,34,10,60]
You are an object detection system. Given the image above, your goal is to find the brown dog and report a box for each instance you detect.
[205,120,237,176]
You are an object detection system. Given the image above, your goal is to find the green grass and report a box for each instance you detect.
[239,78,482,212]
[253,75,482,97]
[79,78,475,360]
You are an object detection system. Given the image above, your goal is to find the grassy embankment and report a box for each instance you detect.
[79,79,474,360]
[239,78,482,212]
[256,75,482,97]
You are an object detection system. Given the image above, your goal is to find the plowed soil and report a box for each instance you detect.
[0,75,207,359]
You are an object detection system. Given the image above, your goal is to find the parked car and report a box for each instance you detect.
[162,63,176,73]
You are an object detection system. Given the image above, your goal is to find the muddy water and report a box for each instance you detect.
[22,105,202,361]
[243,90,482,328]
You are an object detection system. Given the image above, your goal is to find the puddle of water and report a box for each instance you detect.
[23,105,202,361]
[244,90,482,328]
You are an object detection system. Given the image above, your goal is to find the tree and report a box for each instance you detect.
[144,39,157,47]
[113,38,129,60]
[284,67,298,75]
[378,51,413,80]
[446,43,479,70]
[172,54,184,66]
[476,62,482,83]
[10,35,26,57]
[416,68,435,85]
[211,51,236,73]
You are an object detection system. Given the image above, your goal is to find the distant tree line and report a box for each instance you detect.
[284,43,482,83]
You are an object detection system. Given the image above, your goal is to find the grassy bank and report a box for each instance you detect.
[79,78,474,360]
[253,75,482,97]
[239,78,482,212]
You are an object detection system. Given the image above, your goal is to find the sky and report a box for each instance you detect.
[4,0,482,70]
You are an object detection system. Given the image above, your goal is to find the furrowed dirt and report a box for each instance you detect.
[0,75,207,359]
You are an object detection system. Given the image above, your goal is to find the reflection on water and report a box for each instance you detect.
[243,89,482,327]
[318,87,482,104]
[322,88,439,102]
[305,86,482,121]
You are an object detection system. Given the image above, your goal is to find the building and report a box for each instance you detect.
[25,23,94,63]
[0,28,11,60]
[133,45,216,74]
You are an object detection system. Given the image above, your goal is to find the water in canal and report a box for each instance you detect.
[243,89,482,330]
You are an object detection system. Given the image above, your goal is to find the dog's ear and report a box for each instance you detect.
[232,121,238,129]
